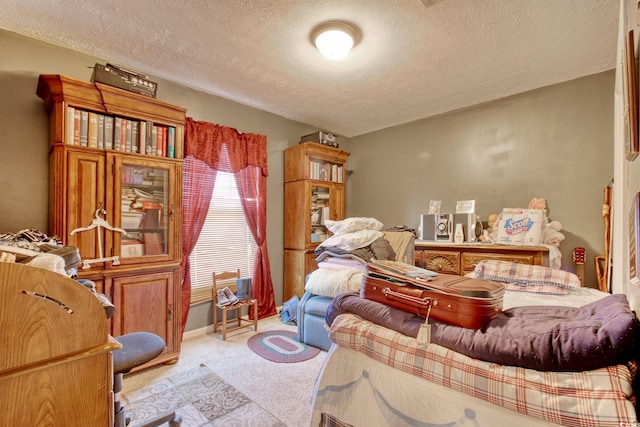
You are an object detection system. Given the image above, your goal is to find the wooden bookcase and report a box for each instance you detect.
[283,142,350,299]
[37,74,186,369]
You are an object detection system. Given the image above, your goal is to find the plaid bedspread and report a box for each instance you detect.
[329,313,638,426]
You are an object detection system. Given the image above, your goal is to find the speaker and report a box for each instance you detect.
[454,213,483,242]
[419,214,436,240]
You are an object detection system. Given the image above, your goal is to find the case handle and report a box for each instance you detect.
[383,287,432,309]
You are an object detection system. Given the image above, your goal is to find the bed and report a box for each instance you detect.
[310,263,640,427]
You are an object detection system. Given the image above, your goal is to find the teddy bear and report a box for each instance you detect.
[528,197,547,214]
[480,212,500,242]
[542,220,565,247]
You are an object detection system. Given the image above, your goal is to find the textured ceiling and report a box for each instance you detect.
[0,0,619,137]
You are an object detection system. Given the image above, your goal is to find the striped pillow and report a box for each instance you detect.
[472,260,580,295]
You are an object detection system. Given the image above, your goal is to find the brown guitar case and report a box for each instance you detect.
[362,265,504,329]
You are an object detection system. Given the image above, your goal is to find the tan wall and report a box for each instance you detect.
[345,71,614,286]
[0,28,615,331]
[0,29,317,331]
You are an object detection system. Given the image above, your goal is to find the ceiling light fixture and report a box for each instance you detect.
[311,21,360,60]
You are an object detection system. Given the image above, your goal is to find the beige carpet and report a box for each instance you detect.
[122,315,327,426]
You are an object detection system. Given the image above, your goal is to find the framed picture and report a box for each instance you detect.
[630,192,640,286]
[624,30,639,161]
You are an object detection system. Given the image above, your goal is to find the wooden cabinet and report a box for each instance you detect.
[37,74,186,368]
[0,263,120,426]
[283,142,349,299]
[414,241,548,276]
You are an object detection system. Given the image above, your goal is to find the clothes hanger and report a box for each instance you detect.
[70,209,127,269]
[70,209,127,235]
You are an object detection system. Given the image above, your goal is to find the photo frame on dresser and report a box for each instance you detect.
[630,192,640,286]
[624,29,639,161]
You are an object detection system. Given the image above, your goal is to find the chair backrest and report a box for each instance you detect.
[212,269,241,304]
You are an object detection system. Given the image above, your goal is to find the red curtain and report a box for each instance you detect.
[180,117,276,334]
[180,158,216,334]
[235,165,277,320]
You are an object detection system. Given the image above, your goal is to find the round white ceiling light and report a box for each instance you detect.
[311,21,360,60]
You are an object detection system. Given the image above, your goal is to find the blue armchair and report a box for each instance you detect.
[297,231,415,351]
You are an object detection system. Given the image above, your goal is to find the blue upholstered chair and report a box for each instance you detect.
[297,231,415,351]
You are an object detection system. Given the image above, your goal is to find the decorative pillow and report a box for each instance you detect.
[324,217,384,236]
[319,229,384,252]
[471,260,580,295]
[305,268,364,298]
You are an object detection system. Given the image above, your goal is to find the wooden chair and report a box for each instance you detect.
[212,269,258,340]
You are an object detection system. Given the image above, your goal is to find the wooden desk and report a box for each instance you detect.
[414,241,548,276]
[0,263,120,426]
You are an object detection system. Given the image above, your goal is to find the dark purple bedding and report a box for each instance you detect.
[327,292,640,372]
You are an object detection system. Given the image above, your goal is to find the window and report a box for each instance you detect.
[189,171,258,305]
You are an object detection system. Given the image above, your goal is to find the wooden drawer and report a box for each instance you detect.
[461,252,534,274]
[421,250,459,274]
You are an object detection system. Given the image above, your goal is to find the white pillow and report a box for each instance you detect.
[319,229,384,251]
[305,268,363,298]
[324,217,383,235]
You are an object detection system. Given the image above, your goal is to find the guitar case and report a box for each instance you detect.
[362,262,504,329]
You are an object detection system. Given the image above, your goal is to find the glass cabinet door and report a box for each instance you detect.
[309,183,332,246]
[110,155,177,264]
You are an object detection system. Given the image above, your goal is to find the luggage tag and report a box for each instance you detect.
[416,303,432,347]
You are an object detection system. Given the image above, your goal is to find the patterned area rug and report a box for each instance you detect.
[247,330,321,363]
[123,363,285,426]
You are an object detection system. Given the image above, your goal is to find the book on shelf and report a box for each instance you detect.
[104,116,114,150]
[156,125,166,157]
[88,112,98,148]
[139,120,146,155]
[114,117,123,150]
[65,106,75,145]
[167,127,175,158]
[144,120,152,155]
[73,109,81,145]
[79,110,89,146]
[121,118,128,151]
[97,114,105,149]
[125,119,132,152]
[142,201,164,211]
[150,125,157,156]
[131,121,139,153]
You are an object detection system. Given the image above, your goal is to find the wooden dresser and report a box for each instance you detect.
[414,241,548,276]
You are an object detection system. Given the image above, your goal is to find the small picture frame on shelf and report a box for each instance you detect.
[623,29,639,161]
[428,200,441,214]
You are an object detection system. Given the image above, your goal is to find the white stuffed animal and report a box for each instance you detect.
[542,220,565,247]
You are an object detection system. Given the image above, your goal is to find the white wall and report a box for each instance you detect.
[613,0,640,309]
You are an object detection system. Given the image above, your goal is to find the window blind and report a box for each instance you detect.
[189,171,258,305]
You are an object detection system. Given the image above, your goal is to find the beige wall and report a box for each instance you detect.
[345,71,615,286]
[0,28,616,331]
[0,29,317,331]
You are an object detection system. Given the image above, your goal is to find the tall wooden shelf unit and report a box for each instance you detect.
[37,74,186,369]
[283,142,350,300]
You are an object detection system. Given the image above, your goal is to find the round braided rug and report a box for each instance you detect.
[247,330,320,363]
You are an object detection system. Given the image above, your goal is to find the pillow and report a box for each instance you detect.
[324,217,383,236]
[471,260,580,295]
[319,229,384,252]
[305,268,364,298]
